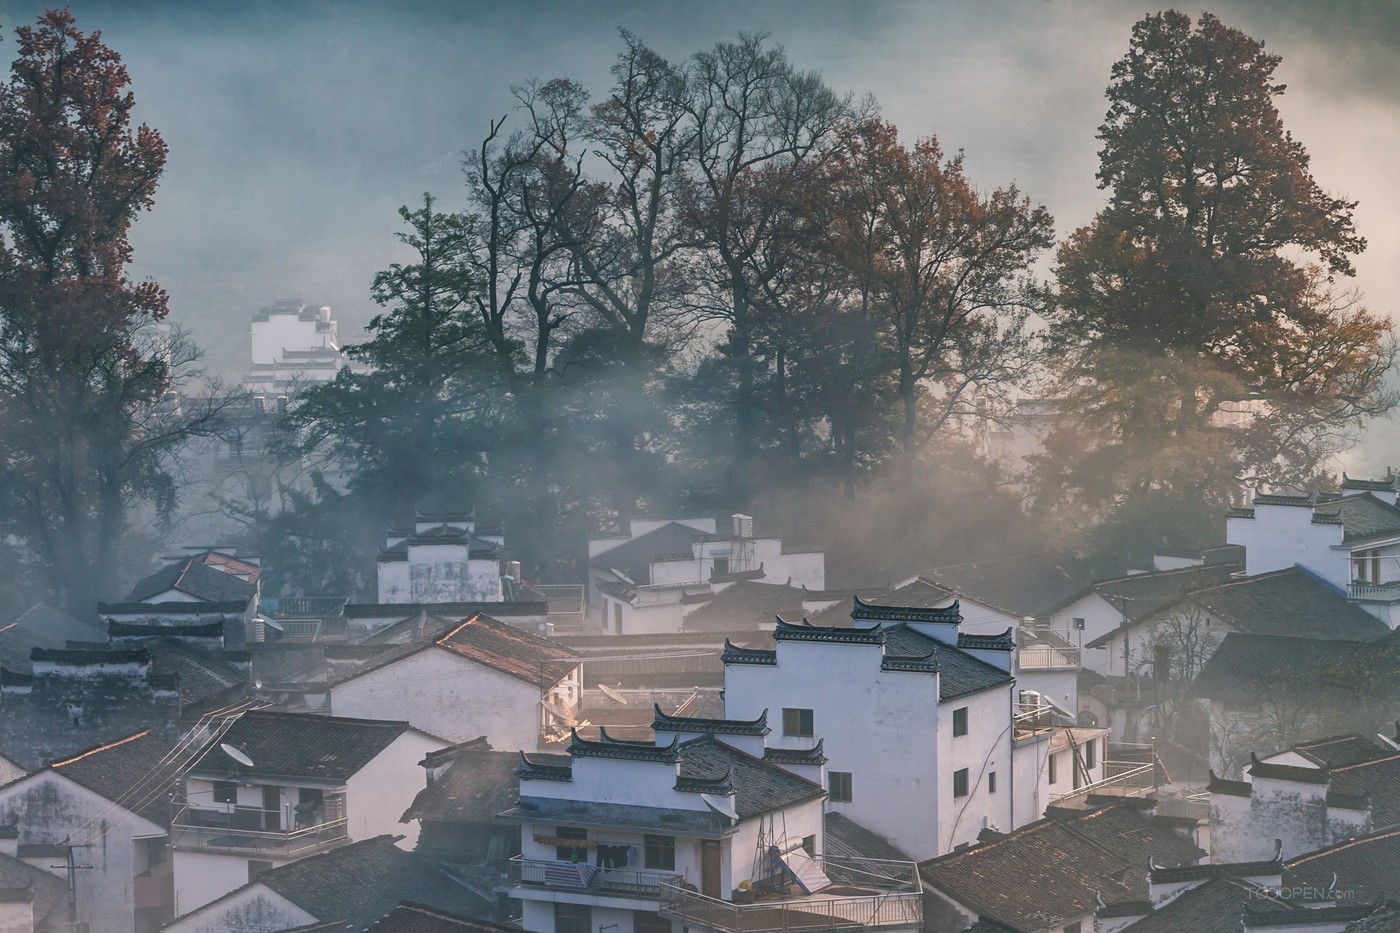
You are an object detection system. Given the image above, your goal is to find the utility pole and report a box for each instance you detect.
[53,837,92,932]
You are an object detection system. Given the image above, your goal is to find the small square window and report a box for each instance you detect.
[783,708,814,737]
[213,781,237,805]
[953,707,968,737]
[830,771,853,803]
[953,768,969,798]
[988,771,997,794]
[555,826,587,861]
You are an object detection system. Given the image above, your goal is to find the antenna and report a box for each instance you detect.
[598,683,627,705]
[701,793,738,823]
[220,743,254,768]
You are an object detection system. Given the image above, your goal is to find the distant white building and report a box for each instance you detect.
[721,599,1110,861]
[242,298,346,396]
[1228,475,1400,627]
[326,613,582,749]
[377,511,506,604]
[588,515,825,635]
[502,714,923,933]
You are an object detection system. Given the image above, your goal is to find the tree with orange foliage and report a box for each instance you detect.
[1039,11,1396,561]
[0,10,220,615]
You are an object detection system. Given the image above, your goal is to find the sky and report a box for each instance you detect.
[2,0,1398,467]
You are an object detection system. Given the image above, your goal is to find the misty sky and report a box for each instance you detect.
[4,0,1399,467]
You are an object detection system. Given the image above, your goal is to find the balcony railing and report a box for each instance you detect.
[1347,581,1400,602]
[171,807,348,859]
[510,856,681,901]
[1016,645,1081,670]
[659,857,922,933]
[1050,761,1157,802]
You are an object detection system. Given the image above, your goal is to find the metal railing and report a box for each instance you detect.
[1016,645,1081,670]
[660,884,921,932]
[510,856,681,901]
[171,807,348,858]
[261,596,348,616]
[1050,761,1156,802]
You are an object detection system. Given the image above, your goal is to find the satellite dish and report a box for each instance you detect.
[256,616,284,633]
[220,743,254,768]
[701,793,738,822]
[598,684,627,705]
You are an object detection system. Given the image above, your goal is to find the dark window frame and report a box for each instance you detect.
[829,771,853,803]
[953,707,968,737]
[953,768,970,798]
[555,826,588,861]
[782,707,814,737]
[644,834,676,871]
[212,781,237,805]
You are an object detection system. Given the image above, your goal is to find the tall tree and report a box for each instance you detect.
[680,33,852,497]
[828,118,1053,455]
[0,10,219,615]
[1041,11,1396,557]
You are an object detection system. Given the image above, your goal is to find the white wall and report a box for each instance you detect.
[1228,505,1345,585]
[1048,593,1121,674]
[344,730,446,850]
[936,688,1015,851]
[250,309,336,366]
[724,640,944,860]
[330,648,556,750]
[0,772,163,933]
[165,883,315,933]
[172,849,253,918]
[376,561,411,604]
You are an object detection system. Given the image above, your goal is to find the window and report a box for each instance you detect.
[213,781,237,805]
[783,708,814,737]
[953,707,968,737]
[801,835,816,856]
[1064,922,1083,933]
[712,557,729,577]
[555,826,587,861]
[644,834,675,871]
[829,771,852,803]
[612,601,622,634]
[1084,738,1096,771]
[634,911,672,933]
[988,771,997,794]
[554,903,591,933]
[953,768,969,798]
[1049,752,1058,785]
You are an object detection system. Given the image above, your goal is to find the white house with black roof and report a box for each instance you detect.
[502,712,922,933]
[587,515,825,635]
[170,710,446,917]
[1228,475,1400,627]
[377,511,506,604]
[722,599,1107,860]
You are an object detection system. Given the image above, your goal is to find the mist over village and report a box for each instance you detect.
[3,2,1400,932]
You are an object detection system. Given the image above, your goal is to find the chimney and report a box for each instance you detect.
[732,513,753,538]
[507,560,522,580]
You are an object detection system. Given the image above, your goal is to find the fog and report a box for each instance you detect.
[13,0,1400,464]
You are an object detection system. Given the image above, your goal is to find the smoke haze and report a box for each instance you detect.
[8,0,1398,464]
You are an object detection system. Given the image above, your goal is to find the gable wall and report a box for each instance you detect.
[165,883,315,933]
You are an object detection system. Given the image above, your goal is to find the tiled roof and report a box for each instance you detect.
[248,835,488,928]
[401,747,518,825]
[50,729,188,827]
[1093,567,1388,649]
[1316,493,1400,543]
[365,903,521,933]
[677,735,825,819]
[919,802,1204,930]
[653,705,770,736]
[1347,901,1400,933]
[1053,563,1242,621]
[1296,734,1392,767]
[139,638,246,707]
[589,522,713,583]
[126,558,257,604]
[187,710,418,781]
[824,812,912,863]
[346,601,545,620]
[882,624,1014,700]
[918,551,1096,618]
[0,850,65,928]
[335,614,577,689]
[680,581,807,632]
[378,524,502,560]
[98,601,248,615]
[0,603,101,673]
[1120,877,1288,932]
[1330,754,1400,828]
[1287,827,1400,904]
[1188,632,1386,704]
